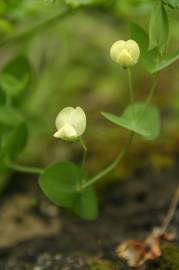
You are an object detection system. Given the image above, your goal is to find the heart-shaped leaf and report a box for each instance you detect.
[102,103,160,141]
[39,161,98,220]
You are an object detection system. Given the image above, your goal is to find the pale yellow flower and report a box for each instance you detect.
[54,107,86,142]
[110,40,140,67]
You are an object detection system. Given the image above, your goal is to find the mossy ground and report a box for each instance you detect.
[148,243,179,270]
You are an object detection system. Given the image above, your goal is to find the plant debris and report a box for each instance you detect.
[116,187,179,268]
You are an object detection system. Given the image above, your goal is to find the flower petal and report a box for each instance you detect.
[53,123,78,141]
[55,107,74,130]
[69,107,86,136]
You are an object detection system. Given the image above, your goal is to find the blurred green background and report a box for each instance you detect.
[0,0,179,190]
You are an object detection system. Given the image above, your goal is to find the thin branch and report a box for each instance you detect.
[0,7,70,48]
[160,186,179,233]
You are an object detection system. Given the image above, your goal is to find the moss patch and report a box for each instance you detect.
[88,258,116,270]
[148,243,179,270]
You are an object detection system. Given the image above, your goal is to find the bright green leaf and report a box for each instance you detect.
[102,103,161,141]
[39,161,98,220]
[149,1,169,54]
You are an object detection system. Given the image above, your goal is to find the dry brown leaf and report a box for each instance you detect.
[116,228,175,268]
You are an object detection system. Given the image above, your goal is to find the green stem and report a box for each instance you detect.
[138,72,160,121]
[144,73,160,109]
[82,131,134,189]
[5,158,44,175]
[79,137,87,169]
[127,68,135,118]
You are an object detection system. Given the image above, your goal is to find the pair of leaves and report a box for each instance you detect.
[102,103,161,141]
[130,23,179,73]
[39,161,98,220]
[162,0,179,8]
[149,1,169,55]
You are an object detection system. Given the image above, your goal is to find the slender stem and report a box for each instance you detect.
[79,137,87,169]
[0,7,70,48]
[82,131,134,189]
[144,73,160,109]
[160,186,179,233]
[127,68,135,118]
[138,73,160,122]
[5,158,44,175]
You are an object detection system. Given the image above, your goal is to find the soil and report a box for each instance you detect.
[0,160,179,270]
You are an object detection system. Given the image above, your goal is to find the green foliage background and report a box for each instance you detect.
[0,0,179,193]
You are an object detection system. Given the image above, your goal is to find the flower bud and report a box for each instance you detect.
[110,40,140,67]
[53,106,86,142]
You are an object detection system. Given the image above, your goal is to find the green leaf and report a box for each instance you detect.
[73,186,98,219]
[0,105,25,127]
[39,161,98,219]
[162,0,179,8]
[130,22,158,72]
[130,23,179,73]
[149,1,169,54]
[150,50,179,73]
[1,123,28,158]
[102,103,161,141]
[0,73,29,96]
[39,161,81,208]
[2,55,32,86]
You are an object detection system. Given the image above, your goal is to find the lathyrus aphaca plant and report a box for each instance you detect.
[0,0,179,219]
